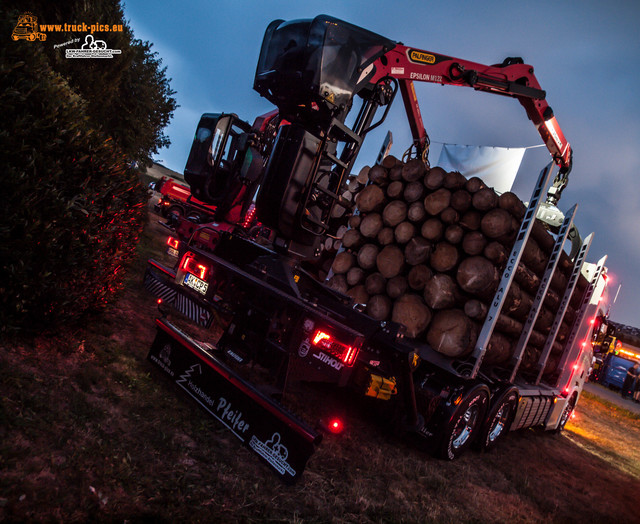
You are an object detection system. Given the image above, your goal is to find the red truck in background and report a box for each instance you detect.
[151,176,216,222]
[150,174,262,258]
[149,110,281,259]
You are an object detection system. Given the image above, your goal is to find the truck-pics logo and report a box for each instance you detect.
[11,13,46,41]
[66,34,122,59]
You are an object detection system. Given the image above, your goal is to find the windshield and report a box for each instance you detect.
[254,15,395,119]
[317,19,393,108]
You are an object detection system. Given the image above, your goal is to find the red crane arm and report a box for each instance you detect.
[370,44,572,173]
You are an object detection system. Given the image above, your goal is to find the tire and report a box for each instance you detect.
[476,387,518,451]
[555,393,577,433]
[186,213,203,223]
[167,205,184,218]
[166,205,184,226]
[439,384,489,460]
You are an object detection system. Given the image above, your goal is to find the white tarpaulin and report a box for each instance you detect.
[437,144,526,194]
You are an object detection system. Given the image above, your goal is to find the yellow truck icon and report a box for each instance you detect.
[11,13,46,42]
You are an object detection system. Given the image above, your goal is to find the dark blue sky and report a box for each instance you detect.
[124,1,640,326]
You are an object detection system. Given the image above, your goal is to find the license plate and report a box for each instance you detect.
[167,247,179,258]
[184,273,209,295]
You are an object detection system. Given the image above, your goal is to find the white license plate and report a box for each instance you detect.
[167,247,179,258]
[184,273,209,295]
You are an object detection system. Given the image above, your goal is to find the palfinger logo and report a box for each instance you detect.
[66,34,121,59]
[11,12,46,42]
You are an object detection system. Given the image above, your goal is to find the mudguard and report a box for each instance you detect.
[148,318,321,483]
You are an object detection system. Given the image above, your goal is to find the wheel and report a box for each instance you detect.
[555,393,577,433]
[439,384,489,460]
[166,205,184,225]
[476,387,518,451]
[167,205,184,218]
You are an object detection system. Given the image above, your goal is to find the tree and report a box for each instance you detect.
[0,4,175,332]
[5,0,178,166]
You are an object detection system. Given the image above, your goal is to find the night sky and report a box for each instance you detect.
[124,0,640,326]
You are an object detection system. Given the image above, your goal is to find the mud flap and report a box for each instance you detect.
[148,318,321,483]
[144,260,177,304]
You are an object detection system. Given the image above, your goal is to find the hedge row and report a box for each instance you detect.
[0,16,147,333]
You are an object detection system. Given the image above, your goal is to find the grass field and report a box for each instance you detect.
[1,210,638,523]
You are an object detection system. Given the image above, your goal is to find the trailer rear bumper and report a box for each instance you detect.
[144,259,177,303]
[148,318,321,483]
[144,259,214,328]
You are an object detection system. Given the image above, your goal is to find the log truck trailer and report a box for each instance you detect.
[143,15,610,482]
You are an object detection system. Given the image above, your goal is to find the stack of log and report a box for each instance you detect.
[328,155,588,375]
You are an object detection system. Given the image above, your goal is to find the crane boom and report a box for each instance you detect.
[370,45,572,177]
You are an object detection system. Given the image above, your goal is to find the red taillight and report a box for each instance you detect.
[328,418,344,434]
[320,416,345,435]
[243,205,257,229]
[311,329,360,366]
[313,331,330,345]
[343,346,358,366]
[167,237,179,249]
[180,253,208,280]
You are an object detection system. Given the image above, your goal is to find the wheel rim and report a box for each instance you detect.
[487,403,512,443]
[452,404,480,449]
[559,398,575,429]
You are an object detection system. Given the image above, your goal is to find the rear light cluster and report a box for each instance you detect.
[180,252,209,280]
[167,237,179,249]
[311,329,360,366]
